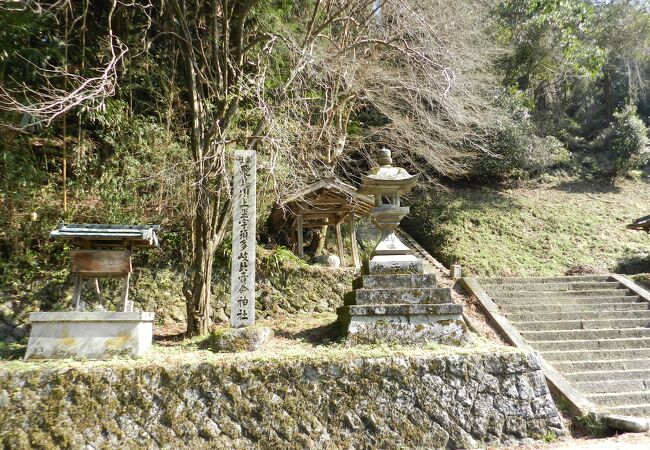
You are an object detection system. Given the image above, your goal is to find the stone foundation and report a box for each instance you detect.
[0,349,565,449]
[24,311,154,360]
[341,317,472,346]
[338,272,473,346]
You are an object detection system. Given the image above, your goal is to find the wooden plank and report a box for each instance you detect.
[297,213,304,258]
[335,222,346,268]
[302,211,350,220]
[349,213,360,269]
[71,250,132,276]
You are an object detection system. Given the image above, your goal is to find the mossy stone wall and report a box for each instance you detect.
[1,265,355,342]
[0,351,564,449]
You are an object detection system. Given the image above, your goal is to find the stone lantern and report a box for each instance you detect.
[358,148,422,275]
[337,148,472,346]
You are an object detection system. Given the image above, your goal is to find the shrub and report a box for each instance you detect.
[470,91,571,180]
[473,124,570,180]
[605,105,648,175]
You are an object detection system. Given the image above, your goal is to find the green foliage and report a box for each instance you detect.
[0,7,63,83]
[497,0,604,92]
[262,246,307,276]
[477,126,570,179]
[472,93,571,179]
[604,105,648,175]
[493,1,650,181]
[71,100,192,227]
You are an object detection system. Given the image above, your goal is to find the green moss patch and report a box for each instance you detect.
[406,178,650,276]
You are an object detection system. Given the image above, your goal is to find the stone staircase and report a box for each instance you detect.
[478,275,650,418]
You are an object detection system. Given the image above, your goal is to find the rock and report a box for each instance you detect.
[0,321,14,339]
[209,326,274,352]
[603,413,650,433]
[311,254,341,268]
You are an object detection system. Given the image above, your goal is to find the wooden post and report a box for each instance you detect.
[297,213,304,259]
[94,278,102,305]
[72,275,83,310]
[348,213,360,269]
[121,272,132,312]
[335,221,346,267]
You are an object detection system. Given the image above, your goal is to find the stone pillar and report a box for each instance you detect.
[230,150,256,328]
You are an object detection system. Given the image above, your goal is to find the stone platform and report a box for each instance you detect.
[25,311,154,360]
[0,348,566,448]
[338,273,472,346]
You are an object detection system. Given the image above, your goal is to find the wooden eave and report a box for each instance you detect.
[277,179,374,229]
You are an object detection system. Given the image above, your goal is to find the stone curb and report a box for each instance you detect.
[459,276,650,434]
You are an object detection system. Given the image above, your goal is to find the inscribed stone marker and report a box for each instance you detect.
[230,150,257,327]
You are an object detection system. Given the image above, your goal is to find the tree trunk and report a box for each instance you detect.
[603,67,614,123]
[185,209,214,336]
[184,176,231,337]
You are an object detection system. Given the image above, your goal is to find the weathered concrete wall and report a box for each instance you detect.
[0,351,564,449]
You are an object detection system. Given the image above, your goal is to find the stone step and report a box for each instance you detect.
[606,404,650,417]
[531,337,650,351]
[503,303,649,315]
[340,303,463,317]
[541,348,650,362]
[507,310,650,322]
[497,296,643,306]
[575,379,650,394]
[565,370,650,383]
[587,391,650,407]
[478,275,611,285]
[494,289,632,299]
[346,288,451,305]
[484,282,622,293]
[521,328,650,342]
[353,274,436,290]
[552,358,650,373]
[512,318,650,331]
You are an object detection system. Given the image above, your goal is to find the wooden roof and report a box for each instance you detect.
[50,223,161,248]
[273,178,374,229]
[627,215,650,233]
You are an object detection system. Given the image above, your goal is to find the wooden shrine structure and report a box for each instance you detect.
[627,214,650,233]
[272,179,373,268]
[50,224,160,311]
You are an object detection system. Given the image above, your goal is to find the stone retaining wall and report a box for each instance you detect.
[0,350,564,449]
[0,265,355,343]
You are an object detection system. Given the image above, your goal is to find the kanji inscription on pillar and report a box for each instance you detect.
[230,150,256,327]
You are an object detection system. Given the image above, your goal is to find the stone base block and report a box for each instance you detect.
[345,287,452,305]
[353,273,437,289]
[337,307,473,346]
[25,312,154,360]
[366,255,423,275]
[209,326,274,352]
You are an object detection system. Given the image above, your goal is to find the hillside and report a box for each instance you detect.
[405,178,650,277]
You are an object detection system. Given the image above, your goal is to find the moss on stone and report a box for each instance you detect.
[0,347,564,449]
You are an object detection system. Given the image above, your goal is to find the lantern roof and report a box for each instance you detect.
[358,148,419,196]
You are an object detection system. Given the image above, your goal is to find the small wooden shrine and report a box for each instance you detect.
[50,223,160,311]
[627,215,650,233]
[272,179,373,268]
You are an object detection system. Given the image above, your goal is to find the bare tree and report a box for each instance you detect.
[1,0,504,336]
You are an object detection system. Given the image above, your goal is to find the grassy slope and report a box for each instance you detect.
[406,178,650,277]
